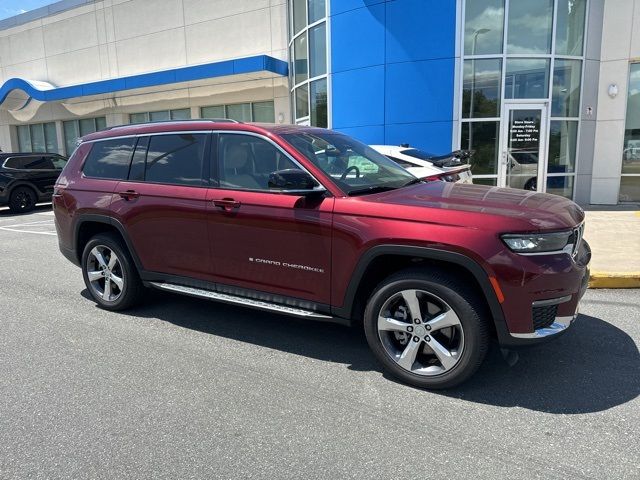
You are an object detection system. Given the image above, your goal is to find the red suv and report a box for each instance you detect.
[53,121,590,389]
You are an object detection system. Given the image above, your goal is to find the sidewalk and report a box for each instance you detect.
[584,209,640,288]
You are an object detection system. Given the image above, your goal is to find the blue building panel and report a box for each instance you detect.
[331,65,385,130]
[384,58,455,124]
[330,2,386,73]
[385,121,454,153]
[329,0,457,153]
[385,0,456,63]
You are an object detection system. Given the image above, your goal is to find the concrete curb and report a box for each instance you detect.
[589,272,640,289]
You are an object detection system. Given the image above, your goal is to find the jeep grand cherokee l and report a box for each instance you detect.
[53,121,590,389]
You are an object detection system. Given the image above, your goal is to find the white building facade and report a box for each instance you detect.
[0,0,638,205]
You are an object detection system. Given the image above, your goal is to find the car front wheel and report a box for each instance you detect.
[364,269,489,389]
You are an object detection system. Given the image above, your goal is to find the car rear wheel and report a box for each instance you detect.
[364,269,489,389]
[8,186,36,213]
[81,233,144,311]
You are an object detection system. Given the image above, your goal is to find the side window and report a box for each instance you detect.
[145,134,207,186]
[387,156,415,169]
[3,157,29,169]
[83,138,136,179]
[218,133,298,190]
[51,156,68,170]
[128,137,148,181]
[26,156,55,170]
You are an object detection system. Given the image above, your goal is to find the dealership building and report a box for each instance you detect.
[0,0,638,204]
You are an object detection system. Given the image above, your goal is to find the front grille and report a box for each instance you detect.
[532,304,558,330]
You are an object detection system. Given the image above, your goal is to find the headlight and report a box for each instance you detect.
[501,231,573,254]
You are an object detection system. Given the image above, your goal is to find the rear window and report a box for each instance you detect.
[83,138,135,179]
[145,134,206,186]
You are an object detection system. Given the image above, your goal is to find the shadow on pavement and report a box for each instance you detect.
[0,204,52,216]
[88,288,640,415]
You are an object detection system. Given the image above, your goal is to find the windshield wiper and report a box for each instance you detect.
[348,185,398,196]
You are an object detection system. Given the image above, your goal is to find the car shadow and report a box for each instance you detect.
[84,289,640,414]
[0,204,52,216]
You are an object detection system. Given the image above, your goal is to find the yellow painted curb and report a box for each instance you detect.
[589,272,640,289]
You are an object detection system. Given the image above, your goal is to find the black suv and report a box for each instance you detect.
[0,153,67,213]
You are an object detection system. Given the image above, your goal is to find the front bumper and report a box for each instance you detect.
[495,239,590,347]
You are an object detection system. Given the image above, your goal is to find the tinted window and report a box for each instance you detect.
[83,138,135,179]
[51,156,67,169]
[128,137,148,181]
[218,134,298,190]
[145,134,206,186]
[4,156,55,169]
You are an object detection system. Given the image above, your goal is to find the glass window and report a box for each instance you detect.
[308,0,325,23]
[295,84,309,119]
[51,156,67,169]
[310,78,328,128]
[130,113,148,124]
[309,23,326,78]
[30,124,46,152]
[145,134,206,186]
[150,110,170,122]
[23,156,55,170]
[294,33,308,85]
[556,0,586,56]
[83,138,135,180]
[252,101,275,123]
[292,0,306,34]
[17,126,31,152]
[619,177,640,202]
[461,121,500,175]
[546,175,574,199]
[506,0,553,54]
[201,105,226,119]
[473,177,498,186]
[96,117,107,131]
[79,118,96,136]
[505,59,550,99]
[463,0,505,55]
[548,121,578,174]
[63,120,80,155]
[552,60,582,117]
[128,137,148,182]
[170,108,191,120]
[44,123,58,153]
[226,103,252,122]
[462,58,502,118]
[218,133,298,190]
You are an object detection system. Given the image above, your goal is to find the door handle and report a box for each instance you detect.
[118,190,140,201]
[212,198,241,211]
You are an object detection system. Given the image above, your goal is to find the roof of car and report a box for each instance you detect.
[81,121,336,143]
[0,152,65,158]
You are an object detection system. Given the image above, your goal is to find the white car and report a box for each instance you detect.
[371,145,473,184]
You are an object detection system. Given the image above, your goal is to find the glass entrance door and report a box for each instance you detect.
[499,103,548,192]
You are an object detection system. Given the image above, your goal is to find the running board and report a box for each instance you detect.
[149,282,334,320]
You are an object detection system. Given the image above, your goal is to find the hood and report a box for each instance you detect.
[365,182,584,231]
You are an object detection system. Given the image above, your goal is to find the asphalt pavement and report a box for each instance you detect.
[0,206,638,479]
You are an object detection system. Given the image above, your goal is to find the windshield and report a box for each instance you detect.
[282,131,416,195]
[400,148,438,160]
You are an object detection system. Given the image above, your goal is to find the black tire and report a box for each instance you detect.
[81,232,144,311]
[363,268,489,389]
[524,177,537,191]
[8,186,37,213]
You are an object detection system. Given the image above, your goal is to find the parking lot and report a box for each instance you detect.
[0,206,638,479]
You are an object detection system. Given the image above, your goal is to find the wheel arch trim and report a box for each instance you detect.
[333,244,507,331]
[73,214,144,272]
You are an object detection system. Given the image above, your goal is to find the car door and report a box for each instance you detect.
[110,132,213,281]
[206,132,334,306]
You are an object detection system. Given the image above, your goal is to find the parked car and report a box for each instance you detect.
[53,121,590,389]
[371,145,473,184]
[0,152,68,213]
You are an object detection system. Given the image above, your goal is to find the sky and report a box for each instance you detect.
[0,0,56,20]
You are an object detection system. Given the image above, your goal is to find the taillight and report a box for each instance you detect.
[422,167,470,183]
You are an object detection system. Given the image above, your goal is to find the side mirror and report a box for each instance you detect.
[268,169,326,196]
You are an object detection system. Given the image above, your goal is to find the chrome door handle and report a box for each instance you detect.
[118,190,140,200]
[213,198,241,211]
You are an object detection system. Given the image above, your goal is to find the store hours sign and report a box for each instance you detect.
[509,114,540,150]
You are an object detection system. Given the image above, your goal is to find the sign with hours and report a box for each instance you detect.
[509,115,540,151]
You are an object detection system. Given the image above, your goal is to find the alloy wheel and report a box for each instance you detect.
[86,245,125,302]
[377,289,465,376]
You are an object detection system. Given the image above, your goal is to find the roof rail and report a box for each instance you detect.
[105,118,241,130]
